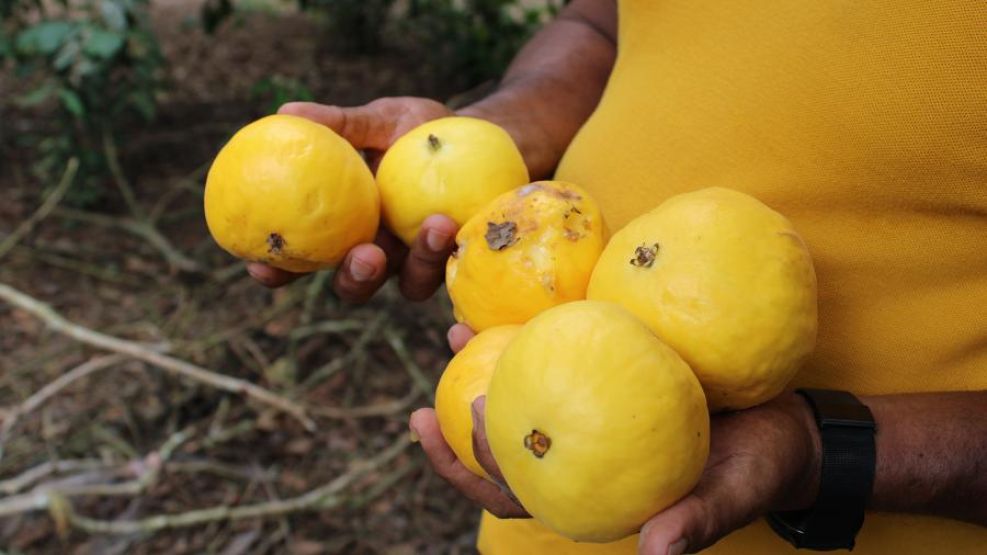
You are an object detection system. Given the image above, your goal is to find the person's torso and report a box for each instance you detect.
[484,0,987,552]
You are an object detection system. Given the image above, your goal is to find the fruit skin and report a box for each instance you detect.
[587,187,817,412]
[485,301,709,543]
[376,116,529,246]
[435,325,521,478]
[446,181,607,331]
[204,114,379,272]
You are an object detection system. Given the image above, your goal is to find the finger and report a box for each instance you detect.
[447,323,476,353]
[399,214,458,301]
[246,262,304,288]
[637,474,758,555]
[332,243,389,303]
[470,397,508,486]
[373,227,409,277]
[637,495,707,555]
[278,100,401,151]
[409,408,528,519]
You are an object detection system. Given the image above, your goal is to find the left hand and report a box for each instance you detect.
[411,374,822,554]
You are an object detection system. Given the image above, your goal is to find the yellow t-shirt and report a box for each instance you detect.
[479,0,987,553]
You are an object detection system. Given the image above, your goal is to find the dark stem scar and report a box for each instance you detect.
[524,429,551,458]
[267,233,285,254]
[630,243,659,267]
[427,134,441,152]
[485,221,519,250]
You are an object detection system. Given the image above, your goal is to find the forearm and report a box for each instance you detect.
[458,0,617,179]
[862,390,987,525]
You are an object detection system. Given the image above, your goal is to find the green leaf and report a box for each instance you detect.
[100,0,129,32]
[83,28,124,59]
[16,21,75,55]
[15,83,56,107]
[53,39,81,71]
[57,88,85,117]
[129,91,156,121]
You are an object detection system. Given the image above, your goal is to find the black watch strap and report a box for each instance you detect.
[767,389,877,551]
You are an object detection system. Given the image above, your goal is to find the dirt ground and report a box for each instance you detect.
[0,2,487,553]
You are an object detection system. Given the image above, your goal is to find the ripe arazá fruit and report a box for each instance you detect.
[434,325,520,479]
[376,117,529,246]
[205,114,379,272]
[446,181,607,331]
[485,301,709,543]
[587,187,817,411]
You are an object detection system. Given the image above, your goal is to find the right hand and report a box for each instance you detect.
[246,97,459,303]
[410,322,530,519]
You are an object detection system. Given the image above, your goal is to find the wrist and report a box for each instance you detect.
[456,93,563,180]
[766,391,823,511]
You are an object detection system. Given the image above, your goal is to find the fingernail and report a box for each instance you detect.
[668,538,688,555]
[349,257,375,282]
[409,427,420,443]
[426,229,450,253]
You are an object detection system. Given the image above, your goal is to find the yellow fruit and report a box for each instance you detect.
[435,325,521,478]
[446,181,607,331]
[587,187,817,412]
[485,301,709,543]
[376,116,529,245]
[478,511,640,554]
[204,114,379,272]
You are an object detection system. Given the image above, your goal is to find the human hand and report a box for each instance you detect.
[246,97,458,303]
[638,392,821,554]
[410,322,529,518]
[413,380,822,552]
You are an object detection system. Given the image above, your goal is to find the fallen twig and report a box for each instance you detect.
[384,329,436,403]
[63,434,411,535]
[311,386,422,420]
[0,459,109,496]
[52,207,201,274]
[0,354,127,462]
[0,158,79,261]
[0,283,316,432]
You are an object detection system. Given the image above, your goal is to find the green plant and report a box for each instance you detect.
[405,0,563,91]
[299,0,396,54]
[2,0,164,206]
[251,74,314,115]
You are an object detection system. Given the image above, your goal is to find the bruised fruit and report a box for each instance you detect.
[205,114,379,272]
[587,187,817,411]
[485,301,709,543]
[434,325,521,478]
[376,117,529,246]
[446,181,606,331]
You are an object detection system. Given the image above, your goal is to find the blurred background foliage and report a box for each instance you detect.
[0,2,562,551]
[1,0,562,206]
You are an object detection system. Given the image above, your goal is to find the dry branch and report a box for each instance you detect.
[0,459,109,497]
[63,435,411,535]
[312,387,422,420]
[0,283,316,432]
[0,355,127,462]
[384,329,436,403]
[0,158,79,261]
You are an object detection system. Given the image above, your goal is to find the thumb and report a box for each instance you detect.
[278,100,400,151]
[637,495,710,555]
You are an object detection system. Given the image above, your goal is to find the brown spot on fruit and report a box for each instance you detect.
[630,243,659,268]
[485,221,519,251]
[427,134,441,152]
[267,233,285,254]
[524,429,551,458]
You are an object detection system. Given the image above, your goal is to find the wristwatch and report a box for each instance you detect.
[767,389,877,551]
